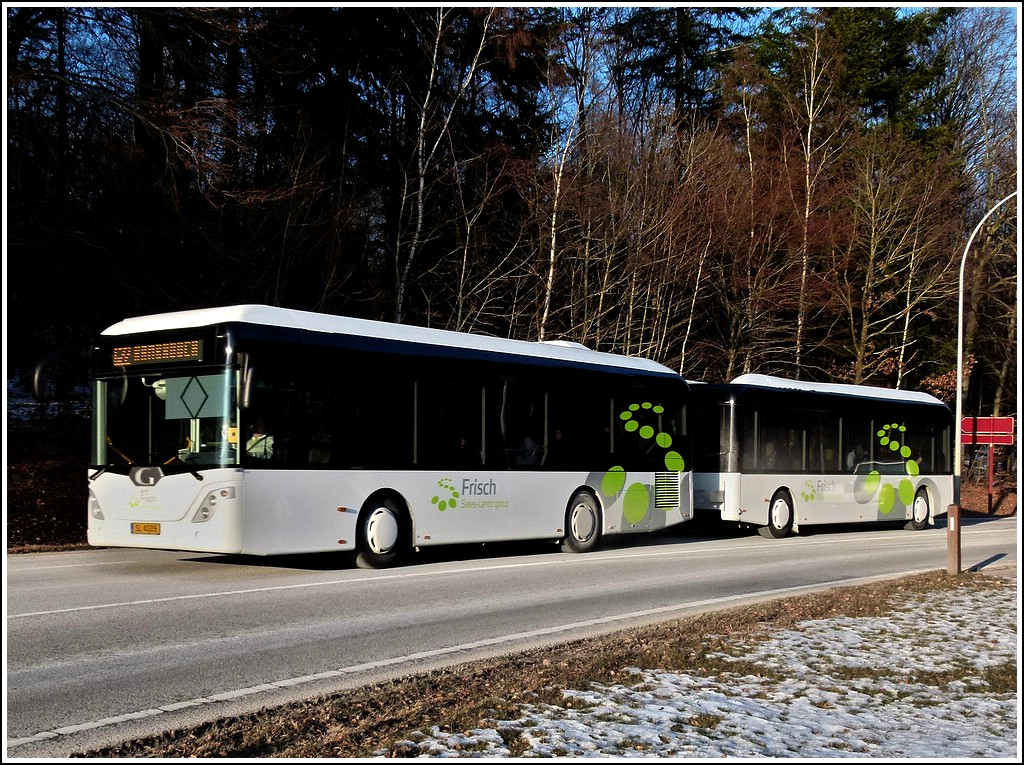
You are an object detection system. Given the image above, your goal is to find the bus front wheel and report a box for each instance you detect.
[758,490,794,539]
[562,489,602,553]
[907,489,930,531]
[355,497,408,569]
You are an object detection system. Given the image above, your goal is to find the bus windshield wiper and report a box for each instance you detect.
[91,437,133,481]
[165,455,204,481]
[89,465,111,481]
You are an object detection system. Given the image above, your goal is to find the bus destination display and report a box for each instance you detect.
[112,340,203,366]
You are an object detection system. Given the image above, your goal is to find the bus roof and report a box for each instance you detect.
[102,304,679,378]
[729,373,946,407]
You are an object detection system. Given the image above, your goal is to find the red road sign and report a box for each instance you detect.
[960,416,1015,445]
[961,433,1015,445]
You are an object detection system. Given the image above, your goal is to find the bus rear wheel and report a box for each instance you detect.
[355,497,408,569]
[907,489,930,531]
[562,489,602,553]
[758,490,794,539]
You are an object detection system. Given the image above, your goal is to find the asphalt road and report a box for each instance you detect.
[6,514,1017,758]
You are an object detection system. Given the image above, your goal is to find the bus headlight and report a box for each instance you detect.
[192,487,236,523]
[88,488,104,520]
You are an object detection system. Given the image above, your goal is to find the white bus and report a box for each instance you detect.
[690,374,953,538]
[88,305,693,567]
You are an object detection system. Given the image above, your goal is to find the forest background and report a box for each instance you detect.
[5,5,1019,418]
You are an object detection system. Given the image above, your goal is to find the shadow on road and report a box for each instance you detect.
[178,512,1013,572]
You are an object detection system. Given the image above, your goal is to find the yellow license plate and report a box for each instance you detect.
[131,522,161,535]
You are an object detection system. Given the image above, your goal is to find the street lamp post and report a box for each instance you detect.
[949,190,1018,575]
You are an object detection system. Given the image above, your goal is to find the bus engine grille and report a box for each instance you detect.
[654,472,682,510]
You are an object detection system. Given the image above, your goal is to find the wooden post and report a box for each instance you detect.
[946,504,961,575]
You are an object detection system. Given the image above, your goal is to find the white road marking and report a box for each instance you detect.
[10,527,995,620]
[5,559,136,572]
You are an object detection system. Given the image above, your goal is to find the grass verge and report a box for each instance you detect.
[81,569,1014,758]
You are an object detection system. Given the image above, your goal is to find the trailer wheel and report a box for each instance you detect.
[562,489,602,553]
[907,488,930,531]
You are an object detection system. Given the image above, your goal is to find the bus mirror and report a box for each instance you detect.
[241,362,256,409]
[31,346,89,403]
[31,353,57,403]
[109,370,128,409]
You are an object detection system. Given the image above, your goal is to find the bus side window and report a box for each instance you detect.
[545,373,609,471]
[904,420,941,474]
[739,408,757,472]
[418,378,482,470]
[807,414,840,473]
[497,379,546,470]
[758,409,803,473]
[844,416,874,474]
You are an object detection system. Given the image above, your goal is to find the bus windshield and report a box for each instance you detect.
[92,371,239,473]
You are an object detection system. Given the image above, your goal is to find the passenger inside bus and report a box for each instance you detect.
[846,444,867,472]
[514,430,542,467]
[453,433,480,468]
[546,427,568,468]
[246,419,274,459]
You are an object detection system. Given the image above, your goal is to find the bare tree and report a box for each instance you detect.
[777,17,848,378]
[706,51,798,379]
[393,8,494,324]
[830,129,958,385]
[931,7,1018,412]
[420,143,534,336]
[534,8,599,341]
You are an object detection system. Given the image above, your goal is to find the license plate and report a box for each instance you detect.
[131,522,161,535]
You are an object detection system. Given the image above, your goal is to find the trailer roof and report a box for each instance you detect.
[730,373,946,407]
